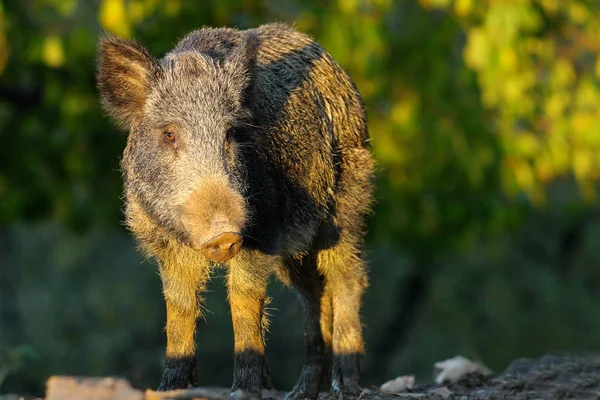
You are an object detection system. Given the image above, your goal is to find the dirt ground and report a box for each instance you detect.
[157,354,600,400]
[3,354,600,400]
[367,354,600,400]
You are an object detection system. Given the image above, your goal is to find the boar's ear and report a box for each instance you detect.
[96,34,158,130]
[224,32,260,108]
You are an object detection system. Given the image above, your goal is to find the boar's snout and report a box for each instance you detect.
[180,178,247,261]
[200,232,243,262]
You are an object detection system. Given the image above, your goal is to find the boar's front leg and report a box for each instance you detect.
[228,251,274,398]
[157,257,209,391]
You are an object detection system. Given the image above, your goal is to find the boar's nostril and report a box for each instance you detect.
[200,232,243,262]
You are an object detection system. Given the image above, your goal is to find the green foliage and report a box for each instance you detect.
[2,0,600,396]
[423,0,600,202]
[0,344,37,389]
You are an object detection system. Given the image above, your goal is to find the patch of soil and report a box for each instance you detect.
[366,354,600,400]
[3,354,600,400]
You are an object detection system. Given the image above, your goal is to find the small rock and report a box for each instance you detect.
[379,375,415,393]
[433,356,492,384]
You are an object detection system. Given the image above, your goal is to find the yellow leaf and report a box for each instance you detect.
[338,0,359,14]
[525,38,543,54]
[573,150,592,181]
[575,78,598,108]
[545,92,567,118]
[464,28,489,70]
[390,92,418,125]
[515,133,540,157]
[567,2,589,24]
[552,59,575,87]
[485,3,520,45]
[513,161,535,191]
[373,127,404,165]
[42,36,65,68]
[499,47,518,71]
[547,129,570,174]
[539,0,558,14]
[482,88,498,108]
[504,78,523,103]
[454,0,473,17]
[572,113,593,135]
[99,0,130,37]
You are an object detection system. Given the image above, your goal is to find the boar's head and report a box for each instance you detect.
[97,33,260,262]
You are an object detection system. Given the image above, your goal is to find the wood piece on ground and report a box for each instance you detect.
[46,376,144,400]
[145,388,259,400]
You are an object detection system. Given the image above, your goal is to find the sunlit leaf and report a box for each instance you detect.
[338,0,359,14]
[551,60,576,87]
[499,47,518,72]
[539,0,559,14]
[573,150,592,181]
[99,0,130,37]
[42,36,65,68]
[463,27,489,69]
[454,0,473,17]
[567,2,590,24]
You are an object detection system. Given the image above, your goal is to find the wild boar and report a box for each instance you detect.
[96,22,375,399]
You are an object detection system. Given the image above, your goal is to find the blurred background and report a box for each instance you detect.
[2,0,600,396]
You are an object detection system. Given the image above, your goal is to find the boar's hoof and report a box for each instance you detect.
[285,365,323,400]
[156,377,188,392]
[201,232,243,262]
[332,381,361,397]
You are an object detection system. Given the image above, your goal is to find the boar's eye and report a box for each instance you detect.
[163,131,176,143]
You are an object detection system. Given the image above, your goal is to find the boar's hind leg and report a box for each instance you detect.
[261,344,273,390]
[318,243,367,396]
[284,254,332,400]
[157,259,210,391]
[228,251,274,398]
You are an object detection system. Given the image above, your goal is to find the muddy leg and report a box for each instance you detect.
[318,245,367,396]
[157,260,208,391]
[285,255,333,400]
[228,251,273,398]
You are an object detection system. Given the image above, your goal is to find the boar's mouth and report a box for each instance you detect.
[180,179,247,262]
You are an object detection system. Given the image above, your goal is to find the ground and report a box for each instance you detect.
[382,354,600,400]
[3,354,600,400]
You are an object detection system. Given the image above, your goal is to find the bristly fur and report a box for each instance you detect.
[96,22,375,400]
